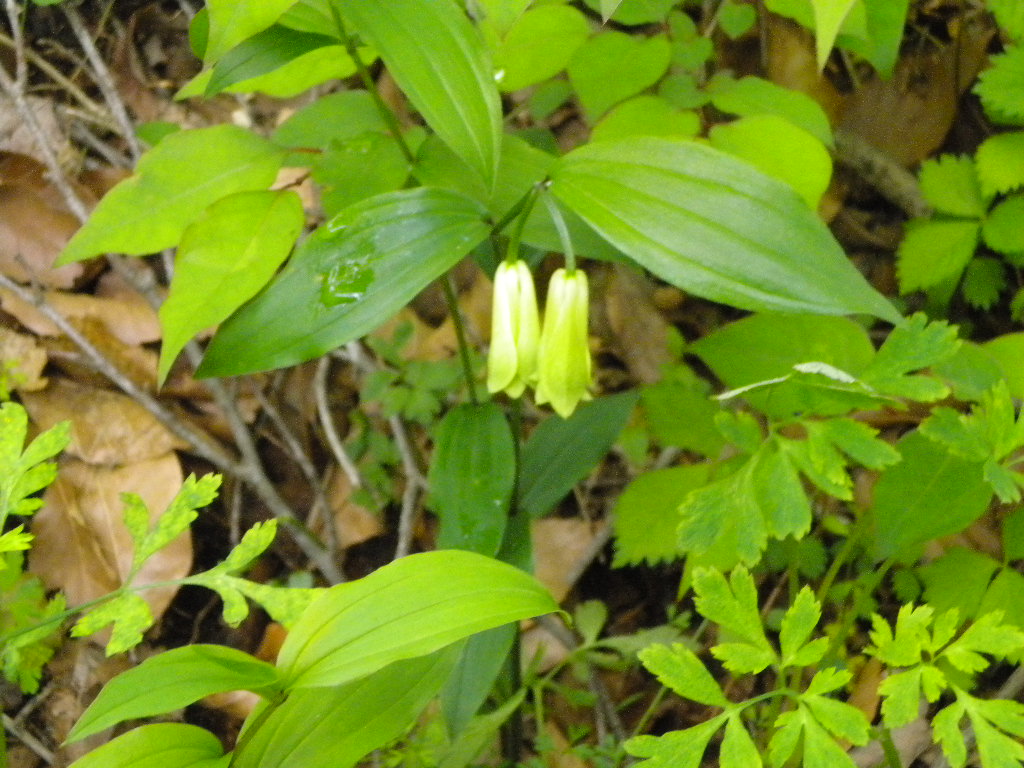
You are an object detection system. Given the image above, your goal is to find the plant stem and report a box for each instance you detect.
[816,510,870,604]
[443,274,480,405]
[878,725,905,768]
[504,185,541,264]
[543,190,576,273]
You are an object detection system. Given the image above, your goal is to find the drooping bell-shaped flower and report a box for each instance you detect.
[487,260,540,398]
[535,268,591,418]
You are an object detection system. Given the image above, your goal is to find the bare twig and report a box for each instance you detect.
[3,713,54,765]
[834,130,931,219]
[391,413,425,559]
[314,356,366,493]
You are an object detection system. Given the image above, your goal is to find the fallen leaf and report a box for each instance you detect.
[21,379,185,464]
[29,454,189,622]
[603,263,671,384]
[41,316,159,392]
[325,466,383,549]
[0,326,47,391]
[532,518,608,603]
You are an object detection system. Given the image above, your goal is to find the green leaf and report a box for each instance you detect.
[962,257,1007,311]
[718,1,757,39]
[779,588,826,668]
[919,154,986,217]
[197,188,489,376]
[677,463,767,570]
[945,611,1024,670]
[0,552,66,693]
[429,403,514,557]
[971,703,1024,768]
[613,465,711,567]
[974,45,1024,125]
[693,567,774,658]
[234,648,460,768]
[550,137,900,322]
[879,668,926,727]
[870,431,992,560]
[868,603,934,666]
[919,546,1000,622]
[205,25,338,95]
[158,190,302,382]
[625,715,727,768]
[721,714,762,768]
[802,693,870,745]
[584,0,675,25]
[637,643,729,707]
[68,723,226,768]
[337,0,502,188]
[641,373,725,457]
[272,90,388,154]
[989,0,1024,40]
[71,593,153,655]
[474,0,531,36]
[438,688,526,768]
[1004,507,1024,561]
[843,0,909,77]
[751,447,812,539]
[314,132,414,217]
[818,418,900,470]
[859,313,959,401]
[59,126,285,264]
[984,194,1024,254]
[494,5,590,92]
[132,475,221,574]
[441,624,516,736]
[0,402,69,520]
[706,74,832,146]
[810,0,859,68]
[276,550,557,689]
[567,32,672,122]
[519,391,638,519]
[976,131,1024,197]
[896,218,980,293]
[591,96,701,143]
[932,700,968,768]
[203,0,298,62]
[708,115,832,209]
[211,520,278,574]
[68,645,280,742]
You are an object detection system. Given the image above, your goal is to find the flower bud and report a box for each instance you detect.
[487,260,540,398]
[535,268,591,418]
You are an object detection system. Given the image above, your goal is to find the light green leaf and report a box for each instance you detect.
[337,0,502,187]
[984,194,1024,254]
[272,90,388,154]
[751,447,812,540]
[314,131,414,216]
[712,642,777,675]
[779,429,851,499]
[819,418,900,470]
[68,723,226,768]
[976,131,1024,197]
[721,714,762,768]
[198,188,489,377]
[158,190,303,382]
[613,465,711,567]
[693,567,771,650]
[204,0,298,62]
[59,126,285,264]
[519,391,638,519]
[706,74,832,146]
[233,648,460,768]
[779,587,824,668]
[71,592,153,656]
[212,520,278,574]
[677,464,767,569]
[709,115,832,209]
[474,0,531,36]
[0,402,69,520]
[878,667,925,727]
[919,155,986,218]
[429,403,514,557]
[974,45,1024,125]
[989,0,1024,40]
[896,218,980,293]
[800,710,860,767]
[68,645,280,742]
[946,611,1024,668]
[962,257,1007,310]
[859,313,959,400]
[971,707,1024,768]
[718,1,757,39]
[932,700,968,768]
[591,96,701,142]
[276,550,557,689]
[494,5,590,92]
[637,643,729,708]
[843,0,909,77]
[803,694,870,745]
[132,475,221,573]
[919,546,1000,622]
[567,32,672,121]
[583,0,676,25]
[810,0,859,68]
[441,624,516,737]
[870,431,991,559]
[625,716,727,768]
[867,603,934,667]
[205,26,338,95]
[550,137,900,322]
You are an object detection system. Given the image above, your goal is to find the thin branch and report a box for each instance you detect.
[390,413,425,559]
[834,129,931,219]
[3,714,54,765]
[314,356,367,493]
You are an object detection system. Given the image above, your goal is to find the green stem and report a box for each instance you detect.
[816,511,870,604]
[825,558,893,662]
[504,185,541,264]
[542,190,576,272]
[878,725,905,768]
[442,274,480,405]
[332,12,416,165]
[498,631,525,764]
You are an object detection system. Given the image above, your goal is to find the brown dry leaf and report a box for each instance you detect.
[604,263,671,385]
[521,622,572,674]
[41,316,158,392]
[21,379,185,464]
[29,454,189,622]
[541,722,588,768]
[417,270,493,362]
[532,518,607,603]
[848,657,884,727]
[0,270,161,346]
[0,96,73,162]
[325,467,383,549]
[0,326,47,391]
[765,16,844,122]
[840,23,993,166]
[0,183,84,288]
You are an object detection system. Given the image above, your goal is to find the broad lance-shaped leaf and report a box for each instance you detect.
[197,188,489,377]
[550,137,901,323]
[336,0,502,188]
[276,549,558,690]
[58,125,285,264]
[67,723,227,768]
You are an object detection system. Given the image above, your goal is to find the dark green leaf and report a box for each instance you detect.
[551,138,900,322]
[206,26,337,95]
[198,188,489,376]
[441,624,516,737]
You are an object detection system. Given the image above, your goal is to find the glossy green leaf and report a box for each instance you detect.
[551,137,900,322]
[337,0,501,187]
[159,190,303,383]
[315,132,413,216]
[519,391,639,519]
[197,188,489,377]
[206,25,337,95]
[68,645,280,743]
[871,431,992,560]
[204,0,297,62]
[810,0,859,68]
[591,96,701,142]
[69,724,227,768]
[429,403,515,557]
[494,5,590,91]
[919,154,985,218]
[976,131,1024,197]
[706,74,833,146]
[276,549,557,689]
[568,32,672,121]
[709,114,832,209]
[59,126,284,264]
[234,649,460,768]
[896,219,980,293]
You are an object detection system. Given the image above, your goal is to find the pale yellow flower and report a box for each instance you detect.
[535,268,591,418]
[487,260,540,398]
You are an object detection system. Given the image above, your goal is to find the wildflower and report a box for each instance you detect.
[487,260,540,398]
[535,268,591,418]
